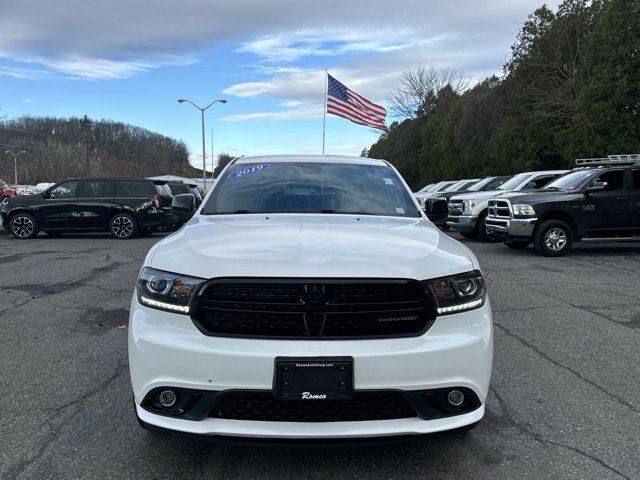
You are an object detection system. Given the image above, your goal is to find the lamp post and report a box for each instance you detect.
[177,98,227,191]
[4,150,26,193]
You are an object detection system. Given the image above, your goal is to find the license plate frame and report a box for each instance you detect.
[273,357,354,400]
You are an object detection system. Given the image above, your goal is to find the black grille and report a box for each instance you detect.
[209,391,418,422]
[428,198,449,216]
[192,279,432,338]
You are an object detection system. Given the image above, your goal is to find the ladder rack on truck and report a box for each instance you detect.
[575,154,640,166]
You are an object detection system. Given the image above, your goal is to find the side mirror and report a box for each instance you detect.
[585,181,607,194]
[172,193,196,222]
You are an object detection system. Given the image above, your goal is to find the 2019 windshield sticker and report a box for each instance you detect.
[228,163,270,179]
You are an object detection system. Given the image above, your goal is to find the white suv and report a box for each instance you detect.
[129,155,493,442]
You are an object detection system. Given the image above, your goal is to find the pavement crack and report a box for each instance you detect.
[490,388,632,480]
[494,322,640,414]
[2,360,128,480]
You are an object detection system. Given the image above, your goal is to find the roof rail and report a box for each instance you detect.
[575,154,640,166]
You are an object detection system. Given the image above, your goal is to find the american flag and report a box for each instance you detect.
[326,74,387,131]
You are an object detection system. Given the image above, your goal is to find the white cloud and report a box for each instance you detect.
[0,0,559,80]
[221,104,323,122]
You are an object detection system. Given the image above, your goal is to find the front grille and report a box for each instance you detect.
[428,198,448,216]
[209,391,418,422]
[488,200,511,218]
[192,279,432,339]
[448,200,464,216]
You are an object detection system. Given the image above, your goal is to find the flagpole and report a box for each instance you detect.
[322,69,327,155]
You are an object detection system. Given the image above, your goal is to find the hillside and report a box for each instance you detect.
[0,115,197,183]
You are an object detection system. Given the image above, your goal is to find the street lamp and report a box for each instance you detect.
[4,150,26,193]
[177,98,227,191]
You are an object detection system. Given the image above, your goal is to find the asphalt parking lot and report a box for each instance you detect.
[1,231,639,480]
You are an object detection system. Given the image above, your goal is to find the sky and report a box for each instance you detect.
[0,0,559,171]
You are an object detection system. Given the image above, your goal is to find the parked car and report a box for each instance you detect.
[414,180,458,209]
[166,181,203,208]
[129,155,493,442]
[486,157,640,256]
[0,181,17,201]
[425,176,512,228]
[0,177,175,239]
[448,170,568,240]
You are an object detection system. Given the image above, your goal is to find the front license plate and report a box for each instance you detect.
[274,357,354,400]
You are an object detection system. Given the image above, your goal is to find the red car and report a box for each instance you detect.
[0,181,17,201]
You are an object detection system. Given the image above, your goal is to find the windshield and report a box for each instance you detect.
[498,173,533,191]
[467,177,493,191]
[169,183,191,194]
[443,180,465,192]
[203,162,421,218]
[543,170,595,190]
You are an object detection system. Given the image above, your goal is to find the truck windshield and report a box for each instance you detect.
[497,173,533,191]
[543,170,595,190]
[203,162,421,218]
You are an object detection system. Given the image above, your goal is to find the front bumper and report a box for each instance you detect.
[446,215,477,233]
[485,217,537,240]
[128,296,493,439]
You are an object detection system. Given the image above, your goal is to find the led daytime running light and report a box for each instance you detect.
[436,298,483,314]
[139,295,191,313]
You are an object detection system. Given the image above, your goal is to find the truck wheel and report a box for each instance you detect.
[477,217,496,242]
[110,213,138,239]
[504,240,530,249]
[9,213,39,239]
[532,220,573,256]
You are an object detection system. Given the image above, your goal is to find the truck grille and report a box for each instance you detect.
[487,200,511,218]
[427,198,448,216]
[209,391,418,422]
[448,200,464,216]
[192,279,432,339]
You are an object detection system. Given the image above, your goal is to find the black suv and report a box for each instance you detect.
[485,158,640,256]
[1,177,175,239]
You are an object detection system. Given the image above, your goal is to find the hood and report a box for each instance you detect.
[150,214,476,280]
[491,190,579,204]
[450,189,503,202]
[3,194,42,207]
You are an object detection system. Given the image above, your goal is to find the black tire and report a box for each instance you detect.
[504,240,530,249]
[477,216,496,242]
[532,219,573,257]
[9,212,39,239]
[109,213,138,239]
[460,232,477,239]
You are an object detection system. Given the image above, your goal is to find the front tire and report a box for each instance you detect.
[9,213,39,239]
[110,213,138,239]
[532,219,573,256]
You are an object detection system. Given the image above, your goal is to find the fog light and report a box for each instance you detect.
[447,390,464,406]
[159,390,177,407]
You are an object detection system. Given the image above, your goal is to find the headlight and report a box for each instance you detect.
[463,199,477,213]
[137,267,205,314]
[422,271,486,315]
[512,204,536,216]
[417,197,426,208]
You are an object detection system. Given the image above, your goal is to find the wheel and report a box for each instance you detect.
[477,216,496,242]
[460,232,477,239]
[109,213,138,239]
[532,219,573,257]
[504,240,530,249]
[9,213,39,239]
[138,226,156,237]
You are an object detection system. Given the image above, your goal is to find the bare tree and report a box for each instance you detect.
[388,66,469,119]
